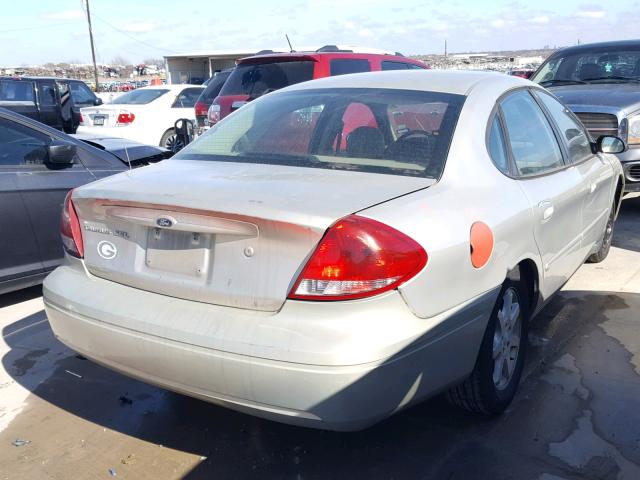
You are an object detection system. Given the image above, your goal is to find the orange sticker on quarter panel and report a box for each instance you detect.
[470,222,493,268]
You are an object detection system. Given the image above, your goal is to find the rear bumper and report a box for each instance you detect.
[76,125,158,147]
[43,262,498,431]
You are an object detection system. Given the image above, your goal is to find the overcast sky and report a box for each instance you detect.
[2,0,639,65]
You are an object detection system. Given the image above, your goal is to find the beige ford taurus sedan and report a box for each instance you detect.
[44,71,625,431]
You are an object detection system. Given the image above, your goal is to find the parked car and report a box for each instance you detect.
[207,45,428,126]
[78,84,204,151]
[0,107,171,295]
[44,71,624,431]
[194,69,233,132]
[531,39,640,193]
[0,77,102,133]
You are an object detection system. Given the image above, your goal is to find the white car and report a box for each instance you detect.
[78,85,204,151]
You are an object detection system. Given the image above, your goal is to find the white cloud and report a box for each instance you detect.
[531,15,550,24]
[491,19,505,28]
[42,10,83,21]
[358,28,373,37]
[344,21,356,30]
[120,22,156,33]
[576,10,605,18]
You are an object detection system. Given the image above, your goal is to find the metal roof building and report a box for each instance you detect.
[163,50,258,84]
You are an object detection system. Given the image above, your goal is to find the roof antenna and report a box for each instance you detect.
[286,34,295,53]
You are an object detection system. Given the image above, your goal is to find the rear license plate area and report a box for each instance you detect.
[93,115,105,126]
[145,228,210,277]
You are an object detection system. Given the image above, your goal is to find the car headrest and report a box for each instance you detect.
[579,63,602,80]
[346,126,385,159]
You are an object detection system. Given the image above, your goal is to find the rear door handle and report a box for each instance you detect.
[539,201,554,221]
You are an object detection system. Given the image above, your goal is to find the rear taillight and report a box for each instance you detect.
[79,113,84,125]
[61,190,84,258]
[207,103,221,126]
[288,215,427,301]
[194,101,208,117]
[116,112,135,125]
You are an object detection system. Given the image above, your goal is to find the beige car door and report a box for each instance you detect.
[533,90,615,255]
[499,90,585,299]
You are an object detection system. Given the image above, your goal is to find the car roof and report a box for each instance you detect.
[238,51,418,63]
[549,39,640,57]
[282,70,528,96]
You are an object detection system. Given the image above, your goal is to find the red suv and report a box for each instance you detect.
[207,46,428,125]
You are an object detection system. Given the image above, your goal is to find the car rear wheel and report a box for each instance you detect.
[447,278,529,415]
[586,202,615,263]
[161,129,184,153]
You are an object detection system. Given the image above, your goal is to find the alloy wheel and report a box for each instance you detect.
[492,287,522,390]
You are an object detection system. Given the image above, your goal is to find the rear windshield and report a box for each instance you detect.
[0,80,35,102]
[112,89,168,104]
[219,61,314,98]
[200,71,232,103]
[174,88,464,179]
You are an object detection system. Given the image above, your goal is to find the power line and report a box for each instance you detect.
[89,12,178,54]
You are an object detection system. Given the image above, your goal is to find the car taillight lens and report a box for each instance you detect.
[207,103,220,126]
[61,190,84,258]
[288,215,427,301]
[116,112,135,125]
[79,113,84,125]
[195,101,208,117]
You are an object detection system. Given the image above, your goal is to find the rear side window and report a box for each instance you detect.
[488,115,510,174]
[200,71,231,102]
[220,61,314,98]
[500,91,564,176]
[0,81,35,103]
[0,117,49,166]
[330,59,371,76]
[533,90,593,163]
[176,88,465,179]
[381,61,425,71]
[173,88,204,108]
[39,83,57,107]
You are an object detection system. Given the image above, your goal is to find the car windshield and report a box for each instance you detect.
[532,46,640,84]
[112,89,169,104]
[219,60,314,99]
[173,88,465,179]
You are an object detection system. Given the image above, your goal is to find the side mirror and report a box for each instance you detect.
[48,140,77,164]
[595,135,626,154]
[94,97,103,106]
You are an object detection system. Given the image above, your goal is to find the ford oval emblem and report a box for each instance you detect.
[156,217,174,228]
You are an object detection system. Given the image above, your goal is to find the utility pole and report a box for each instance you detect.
[444,39,447,57]
[85,0,100,92]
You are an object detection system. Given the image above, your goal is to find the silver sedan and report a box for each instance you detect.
[43,71,625,431]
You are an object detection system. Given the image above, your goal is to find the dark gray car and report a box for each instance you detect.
[532,40,640,193]
[0,108,170,295]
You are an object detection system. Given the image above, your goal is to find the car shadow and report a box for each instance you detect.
[3,288,638,479]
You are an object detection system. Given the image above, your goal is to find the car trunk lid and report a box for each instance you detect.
[72,160,433,311]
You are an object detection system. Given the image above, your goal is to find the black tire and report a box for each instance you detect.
[447,278,529,415]
[160,129,184,153]
[586,202,615,263]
